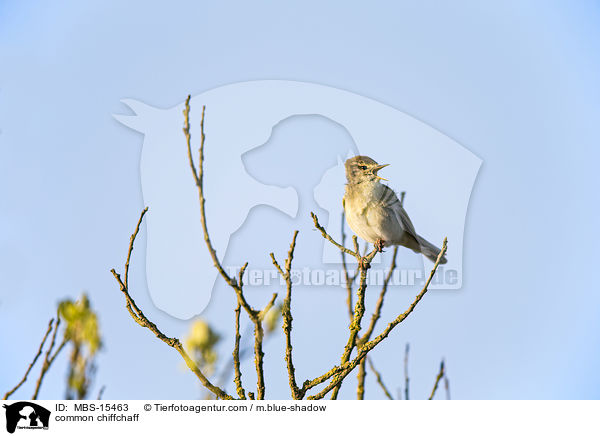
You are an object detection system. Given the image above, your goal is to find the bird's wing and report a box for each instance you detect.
[379,185,420,242]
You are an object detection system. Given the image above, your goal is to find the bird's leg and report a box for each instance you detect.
[375,238,385,253]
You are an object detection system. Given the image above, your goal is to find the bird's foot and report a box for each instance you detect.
[360,257,371,270]
[375,238,385,253]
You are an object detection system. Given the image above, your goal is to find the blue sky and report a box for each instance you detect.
[1,1,599,400]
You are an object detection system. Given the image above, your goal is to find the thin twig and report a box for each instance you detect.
[183,100,236,288]
[258,293,278,321]
[444,374,451,400]
[232,303,246,399]
[32,339,67,400]
[32,315,67,400]
[120,206,149,322]
[183,95,200,187]
[428,360,445,400]
[311,212,357,258]
[3,319,54,400]
[271,231,301,399]
[234,263,258,316]
[404,342,410,400]
[96,386,106,400]
[238,263,276,400]
[110,208,233,400]
[368,358,394,400]
[340,213,359,319]
[215,322,279,394]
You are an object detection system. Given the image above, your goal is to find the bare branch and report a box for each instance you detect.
[341,211,399,400]
[234,263,257,317]
[271,231,301,399]
[428,360,445,400]
[310,210,413,400]
[258,293,278,321]
[355,246,399,398]
[124,207,148,289]
[311,212,358,258]
[330,245,378,399]
[183,95,200,187]
[352,235,360,256]
[356,362,366,400]
[404,342,410,400]
[184,100,278,399]
[232,303,246,399]
[269,254,285,278]
[111,208,233,400]
[96,386,106,400]
[340,213,359,319]
[361,246,398,343]
[300,365,344,396]
[43,337,67,378]
[368,358,394,400]
[233,263,275,400]
[32,314,68,400]
[183,98,236,288]
[306,238,447,400]
[444,373,451,400]
[3,319,54,400]
[252,321,267,399]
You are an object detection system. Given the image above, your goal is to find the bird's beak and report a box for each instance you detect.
[374,163,389,181]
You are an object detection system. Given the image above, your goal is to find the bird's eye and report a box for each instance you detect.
[358,165,367,170]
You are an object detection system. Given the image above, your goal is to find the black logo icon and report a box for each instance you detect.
[2,402,50,433]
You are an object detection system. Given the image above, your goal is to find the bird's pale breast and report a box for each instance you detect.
[344,182,392,244]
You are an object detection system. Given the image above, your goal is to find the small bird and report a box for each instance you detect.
[343,155,447,264]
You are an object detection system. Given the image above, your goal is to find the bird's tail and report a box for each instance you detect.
[417,235,447,264]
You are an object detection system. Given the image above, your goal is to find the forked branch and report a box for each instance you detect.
[110,207,233,400]
[271,231,301,399]
[183,97,276,399]
[303,235,448,400]
[32,316,67,400]
[3,319,55,400]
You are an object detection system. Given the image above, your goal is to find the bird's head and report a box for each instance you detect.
[344,155,389,184]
